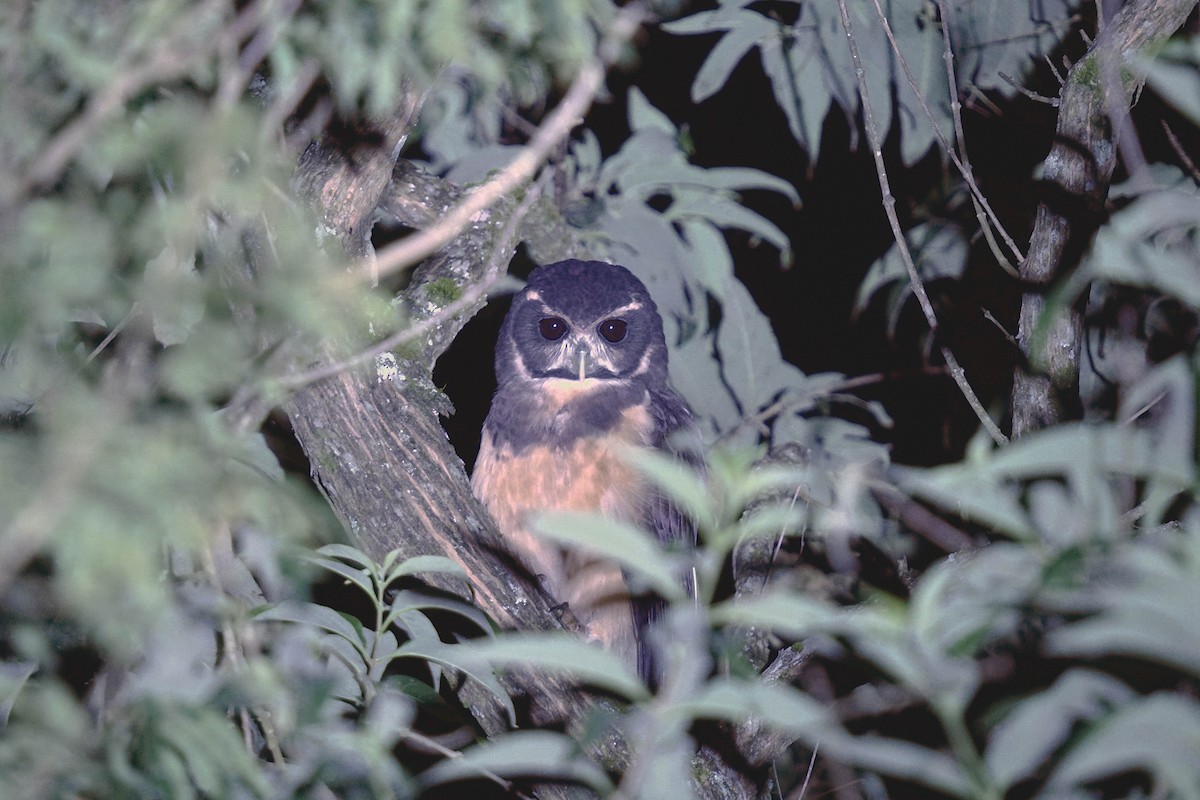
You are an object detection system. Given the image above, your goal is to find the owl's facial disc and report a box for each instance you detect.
[499,261,671,393]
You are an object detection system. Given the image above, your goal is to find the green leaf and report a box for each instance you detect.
[895,462,1036,542]
[1047,694,1200,799]
[659,4,755,37]
[986,669,1134,790]
[678,219,734,292]
[388,674,445,707]
[672,677,832,737]
[702,166,800,204]
[855,223,968,326]
[681,10,777,103]
[0,661,37,726]
[419,730,613,793]
[1141,38,1200,125]
[759,29,828,159]
[1082,187,1200,308]
[628,87,676,136]
[622,447,713,532]
[383,589,492,639]
[910,544,1041,660]
[532,510,688,603]
[710,590,842,639]
[714,278,807,420]
[393,640,517,724]
[822,732,973,797]
[949,0,1076,96]
[314,543,377,570]
[459,633,649,702]
[731,502,805,546]
[255,602,367,654]
[309,556,375,599]
[385,554,468,581]
[1046,531,1200,678]
[141,245,204,347]
[666,193,790,254]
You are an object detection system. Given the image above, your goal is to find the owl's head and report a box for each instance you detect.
[496,260,670,389]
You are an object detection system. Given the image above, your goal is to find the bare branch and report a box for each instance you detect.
[837,0,1008,446]
[367,4,648,282]
[999,71,1062,105]
[1161,120,1200,185]
[279,176,545,390]
[869,0,1025,274]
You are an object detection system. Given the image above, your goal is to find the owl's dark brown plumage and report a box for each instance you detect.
[471,259,694,679]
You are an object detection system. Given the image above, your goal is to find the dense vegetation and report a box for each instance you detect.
[2,1,1199,798]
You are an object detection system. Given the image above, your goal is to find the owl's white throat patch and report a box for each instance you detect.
[540,376,611,406]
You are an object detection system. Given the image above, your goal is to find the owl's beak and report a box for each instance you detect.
[574,346,596,381]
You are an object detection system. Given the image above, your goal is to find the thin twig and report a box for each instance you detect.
[366,4,647,282]
[982,308,1020,350]
[792,742,818,800]
[1122,388,1168,424]
[1043,54,1067,87]
[720,366,947,444]
[999,71,1061,106]
[85,304,139,364]
[869,0,1024,273]
[935,0,1025,271]
[279,174,546,390]
[1161,120,1200,184]
[837,0,1008,446]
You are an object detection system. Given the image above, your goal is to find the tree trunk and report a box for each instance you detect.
[1011,0,1198,436]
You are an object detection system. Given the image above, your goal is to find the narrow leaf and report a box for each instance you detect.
[0,661,37,725]
[673,677,832,737]
[255,602,367,653]
[1048,694,1200,797]
[393,640,516,725]
[420,731,613,793]
[986,669,1134,790]
[711,591,842,639]
[460,633,649,701]
[533,510,688,603]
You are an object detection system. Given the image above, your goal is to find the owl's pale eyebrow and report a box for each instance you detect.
[603,300,643,318]
[533,304,582,329]
[528,299,643,328]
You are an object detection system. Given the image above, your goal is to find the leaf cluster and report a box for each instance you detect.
[3,0,1200,798]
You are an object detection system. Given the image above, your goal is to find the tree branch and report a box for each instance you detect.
[1010,0,1198,437]
[365,4,647,283]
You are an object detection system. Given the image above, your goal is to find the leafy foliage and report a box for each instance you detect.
[664,0,1074,164]
[3,0,1200,798]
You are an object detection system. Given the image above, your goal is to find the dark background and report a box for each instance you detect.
[434,4,1200,470]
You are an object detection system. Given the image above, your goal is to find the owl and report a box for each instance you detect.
[471,259,695,680]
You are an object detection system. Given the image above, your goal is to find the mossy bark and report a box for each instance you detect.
[1011,0,1199,436]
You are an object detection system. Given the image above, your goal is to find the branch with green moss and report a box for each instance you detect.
[1011,0,1199,436]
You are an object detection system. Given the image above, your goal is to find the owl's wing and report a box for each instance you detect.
[632,387,700,684]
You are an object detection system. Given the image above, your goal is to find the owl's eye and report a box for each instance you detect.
[598,318,628,343]
[538,317,568,340]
